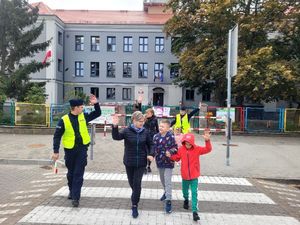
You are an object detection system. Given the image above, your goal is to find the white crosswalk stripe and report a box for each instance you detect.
[14,194,41,200]
[84,172,253,186]
[19,206,300,225]
[0,218,7,224]
[54,186,275,204]
[17,173,300,225]
[10,189,48,194]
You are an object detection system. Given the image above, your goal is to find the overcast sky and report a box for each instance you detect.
[27,0,144,11]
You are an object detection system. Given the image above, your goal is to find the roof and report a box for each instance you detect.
[32,2,172,25]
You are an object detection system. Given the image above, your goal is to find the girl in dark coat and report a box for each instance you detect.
[144,108,159,173]
[112,111,154,219]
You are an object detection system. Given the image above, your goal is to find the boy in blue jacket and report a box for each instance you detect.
[153,119,177,213]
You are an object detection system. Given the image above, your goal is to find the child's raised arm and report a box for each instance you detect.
[198,130,212,155]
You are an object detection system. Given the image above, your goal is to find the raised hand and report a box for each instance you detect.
[89,94,98,105]
[202,129,211,141]
[111,114,120,126]
[165,151,171,158]
[147,155,154,162]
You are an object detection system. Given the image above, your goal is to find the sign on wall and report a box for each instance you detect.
[85,106,115,124]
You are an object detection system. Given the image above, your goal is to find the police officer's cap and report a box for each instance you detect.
[180,106,187,111]
[69,99,84,107]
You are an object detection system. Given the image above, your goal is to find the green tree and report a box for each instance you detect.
[0,0,50,101]
[64,90,89,105]
[24,82,47,104]
[164,0,300,105]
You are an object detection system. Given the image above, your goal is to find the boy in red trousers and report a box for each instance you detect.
[166,131,212,221]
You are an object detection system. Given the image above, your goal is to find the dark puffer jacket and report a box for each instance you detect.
[144,115,159,139]
[112,125,154,167]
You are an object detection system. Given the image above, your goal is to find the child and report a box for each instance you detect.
[166,131,212,221]
[153,119,177,213]
[144,108,159,173]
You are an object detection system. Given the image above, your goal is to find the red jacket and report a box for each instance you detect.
[170,133,212,180]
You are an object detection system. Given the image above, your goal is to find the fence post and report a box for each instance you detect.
[10,101,15,126]
[244,107,248,131]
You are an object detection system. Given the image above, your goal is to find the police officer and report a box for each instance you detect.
[171,102,202,134]
[52,94,101,207]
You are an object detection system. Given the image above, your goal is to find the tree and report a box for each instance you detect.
[0,0,50,101]
[24,82,47,104]
[164,0,300,105]
[64,90,89,105]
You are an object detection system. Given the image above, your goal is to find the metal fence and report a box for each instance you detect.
[0,102,14,126]
[245,107,284,132]
[15,102,50,126]
[1,101,299,134]
[284,109,300,132]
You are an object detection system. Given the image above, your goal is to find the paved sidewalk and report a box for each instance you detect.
[0,133,300,225]
[0,133,299,179]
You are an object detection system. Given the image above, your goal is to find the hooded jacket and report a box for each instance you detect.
[170,133,212,180]
[112,125,154,167]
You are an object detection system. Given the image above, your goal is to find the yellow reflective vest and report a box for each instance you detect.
[62,113,90,149]
[174,113,190,134]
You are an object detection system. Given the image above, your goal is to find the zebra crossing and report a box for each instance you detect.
[17,172,300,225]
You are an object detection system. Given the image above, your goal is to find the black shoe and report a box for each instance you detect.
[68,193,72,200]
[165,200,172,213]
[72,200,79,208]
[132,206,139,218]
[183,200,189,210]
[147,166,152,173]
[193,212,200,221]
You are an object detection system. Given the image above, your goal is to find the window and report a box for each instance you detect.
[122,88,132,100]
[202,91,211,101]
[91,87,99,98]
[58,59,63,72]
[75,61,84,76]
[123,36,133,52]
[74,87,83,95]
[58,31,63,45]
[75,35,84,51]
[186,89,195,101]
[123,62,132,78]
[170,63,179,78]
[90,62,99,77]
[138,63,148,78]
[107,36,116,52]
[139,37,148,52]
[155,37,164,52]
[107,88,115,100]
[91,36,100,51]
[107,62,116,77]
[154,63,164,82]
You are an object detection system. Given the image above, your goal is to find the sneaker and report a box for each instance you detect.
[132,206,139,218]
[165,200,172,213]
[147,166,152,173]
[72,200,79,208]
[183,200,189,210]
[193,212,200,221]
[68,193,72,200]
[160,193,166,201]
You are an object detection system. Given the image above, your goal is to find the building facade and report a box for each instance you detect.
[31,1,204,107]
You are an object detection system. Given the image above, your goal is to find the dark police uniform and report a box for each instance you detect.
[53,99,101,206]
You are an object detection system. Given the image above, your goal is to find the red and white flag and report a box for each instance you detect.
[42,49,52,64]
